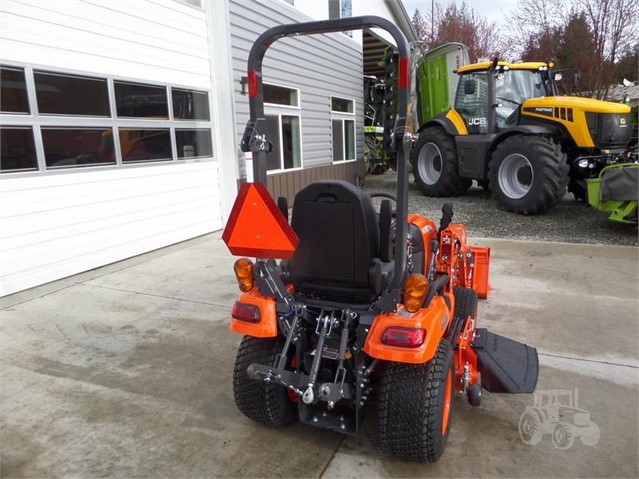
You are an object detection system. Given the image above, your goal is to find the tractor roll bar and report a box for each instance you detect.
[242,16,412,300]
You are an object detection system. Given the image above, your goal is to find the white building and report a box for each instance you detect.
[0,0,416,296]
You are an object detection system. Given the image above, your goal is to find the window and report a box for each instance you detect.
[119,129,172,163]
[1,66,29,113]
[42,128,116,168]
[331,97,355,162]
[176,129,213,159]
[0,127,37,171]
[265,115,301,171]
[172,88,210,120]
[264,84,299,107]
[329,0,340,18]
[328,0,352,35]
[331,97,354,113]
[115,81,168,118]
[454,72,489,133]
[0,64,214,174]
[494,70,545,129]
[35,71,110,116]
[263,84,302,172]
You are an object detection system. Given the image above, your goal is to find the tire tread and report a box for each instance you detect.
[488,135,569,214]
[412,127,471,197]
[377,341,454,462]
[233,336,297,427]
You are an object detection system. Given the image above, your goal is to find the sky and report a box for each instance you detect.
[402,0,519,24]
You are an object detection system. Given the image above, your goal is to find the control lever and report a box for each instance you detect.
[438,203,454,236]
[427,238,439,282]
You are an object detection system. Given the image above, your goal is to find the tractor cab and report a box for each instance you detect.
[453,61,557,134]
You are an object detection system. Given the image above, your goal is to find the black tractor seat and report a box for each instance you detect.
[286,180,393,304]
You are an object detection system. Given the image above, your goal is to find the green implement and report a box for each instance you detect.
[586,163,638,224]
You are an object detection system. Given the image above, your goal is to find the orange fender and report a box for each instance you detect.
[230,288,278,337]
[363,294,453,364]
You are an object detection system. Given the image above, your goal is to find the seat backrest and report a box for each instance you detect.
[288,180,380,294]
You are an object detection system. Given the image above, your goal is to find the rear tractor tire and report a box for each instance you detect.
[233,335,298,427]
[488,135,569,214]
[411,127,471,197]
[377,340,455,462]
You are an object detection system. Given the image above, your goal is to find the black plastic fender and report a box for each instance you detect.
[417,113,460,137]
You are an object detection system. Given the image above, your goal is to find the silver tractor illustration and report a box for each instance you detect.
[519,389,600,449]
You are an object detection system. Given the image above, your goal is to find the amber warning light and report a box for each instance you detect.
[222,182,299,259]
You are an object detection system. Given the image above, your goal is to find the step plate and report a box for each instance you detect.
[472,328,539,394]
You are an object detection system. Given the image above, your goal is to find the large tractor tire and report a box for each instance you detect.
[233,336,297,427]
[447,287,478,346]
[488,135,569,214]
[364,134,387,175]
[377,340,455,462]
[412,127,471,197]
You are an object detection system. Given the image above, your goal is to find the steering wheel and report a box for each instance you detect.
[369,192,397,217]
[496,96,520,106]
[369,192,397,203]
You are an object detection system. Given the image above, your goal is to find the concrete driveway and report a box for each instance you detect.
[1,232,637,478]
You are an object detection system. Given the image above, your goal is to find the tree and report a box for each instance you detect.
[510,0,639,97]
[411,1,502,62]
[576,0,639,97]
[555,12,597,94]
[436,3,501,62]
[615,43,639,83]
[509,0,568,60]
[520,26,562,62]
[412,9,430,44]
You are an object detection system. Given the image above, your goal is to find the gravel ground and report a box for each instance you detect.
[361,171,638,247]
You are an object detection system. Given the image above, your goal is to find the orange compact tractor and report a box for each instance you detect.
[223,16,538,462]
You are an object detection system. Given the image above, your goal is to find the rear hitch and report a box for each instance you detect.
[466,384,482,407]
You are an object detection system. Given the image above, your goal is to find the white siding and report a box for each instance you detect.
[0,162,223,296]
[0,0,225,296]
[0,0,211,88]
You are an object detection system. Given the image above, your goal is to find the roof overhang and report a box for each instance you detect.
[383,0,418,43]
[362,1,418,77]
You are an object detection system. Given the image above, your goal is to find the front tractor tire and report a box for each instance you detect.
[233,336,297,427]
[412,127,471,197]
[377,340,455,462]
[488,135,569,214]
[447,287,478,346]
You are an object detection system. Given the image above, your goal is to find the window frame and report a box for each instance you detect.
[0,62,214,176]
[172,0,204,10]
[1,65,31,115]
[34,70,111,118]
[330,96,356,163]
[0,125,38,172]
[263,82,300,109]
[263,83,303,174]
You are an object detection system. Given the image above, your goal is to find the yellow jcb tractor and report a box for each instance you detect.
[412,59,633,214]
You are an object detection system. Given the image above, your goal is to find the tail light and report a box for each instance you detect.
[232,302,260,323]
[382,326,426,348]
[403,274,429,313]
[234,258,254,292]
